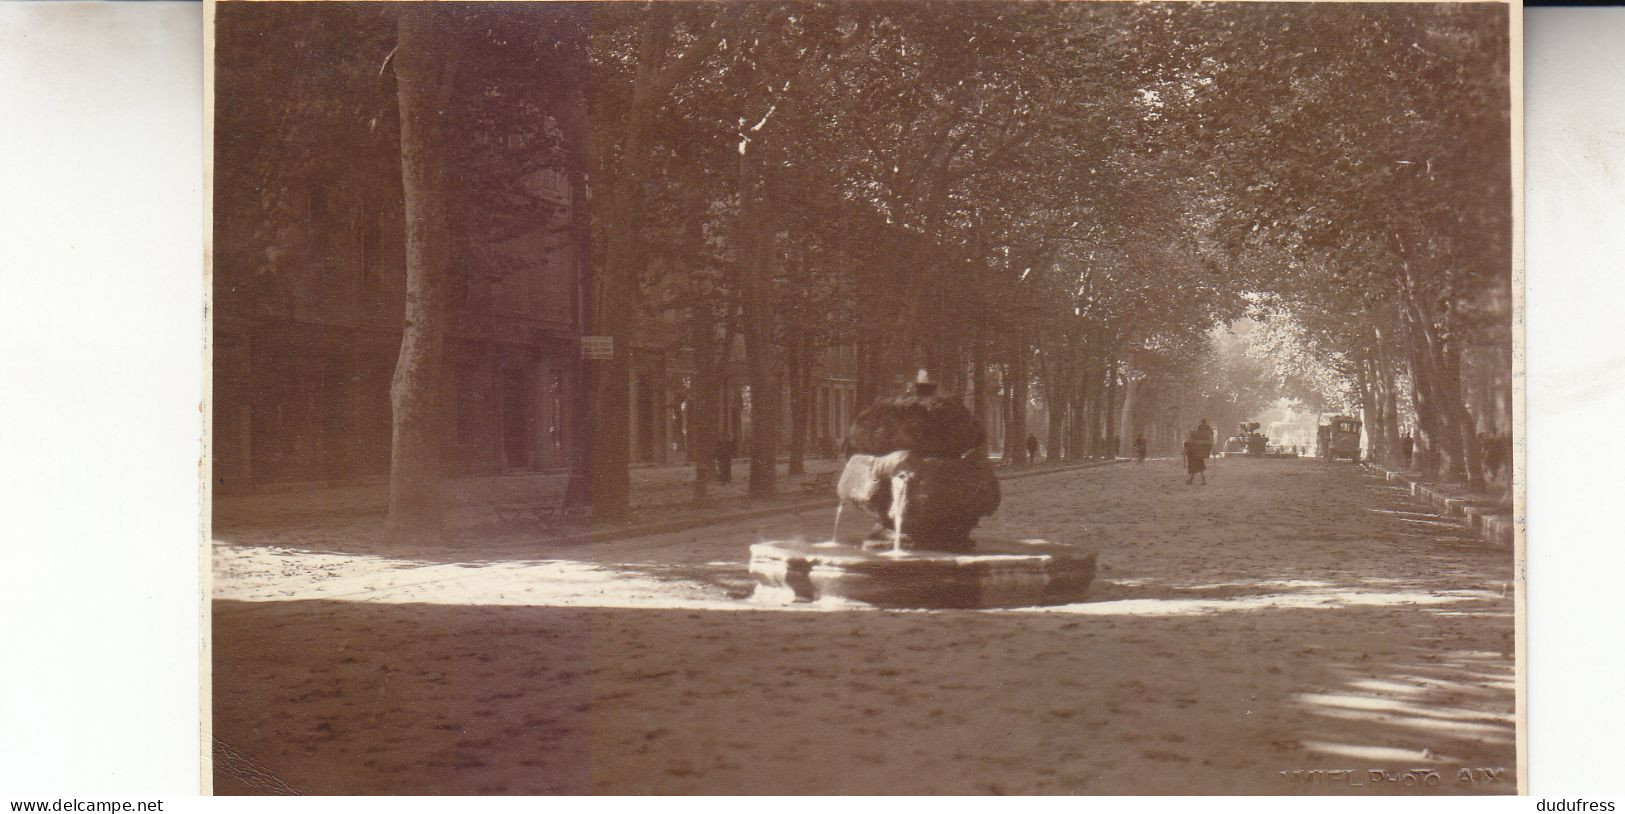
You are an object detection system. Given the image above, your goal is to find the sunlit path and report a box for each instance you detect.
[213,458,1514,794]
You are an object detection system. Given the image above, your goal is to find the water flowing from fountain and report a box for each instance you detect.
[886,473,910,556]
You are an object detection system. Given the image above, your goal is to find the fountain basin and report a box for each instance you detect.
[748,538,1098,609]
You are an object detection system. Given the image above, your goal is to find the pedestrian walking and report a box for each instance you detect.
[1186,421,1214,484]
[1025,434,1039,463]
[1133,434,1147,463]
[1401,433,1415,468]
[715,436,736,484]
[1184,436,1207,485]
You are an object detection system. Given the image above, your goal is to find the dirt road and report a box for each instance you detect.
[212,457,1517,794]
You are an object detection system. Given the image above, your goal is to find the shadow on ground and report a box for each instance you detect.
[211,458,1516,795]
[213,595,1515,795]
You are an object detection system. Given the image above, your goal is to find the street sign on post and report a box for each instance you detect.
[581,336,614,360]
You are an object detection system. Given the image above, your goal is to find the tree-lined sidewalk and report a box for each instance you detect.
[213,455,1125,543]
[217,3,1511,542]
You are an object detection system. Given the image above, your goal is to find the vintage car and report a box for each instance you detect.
[1225,421,1268,456]
[1318,415,1362,462]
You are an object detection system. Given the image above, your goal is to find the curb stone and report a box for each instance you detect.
[1363,462,1513,548]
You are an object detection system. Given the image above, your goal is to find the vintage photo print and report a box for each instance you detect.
[209,0,1520,794]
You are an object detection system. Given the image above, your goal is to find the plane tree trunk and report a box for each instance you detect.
[590,11,726,520]
[1373,325,1404,469]
[787,335,810,476]
[688,300,721,501]
[386,7,458,542]
[1007,332,1029,466]
[734,145,782,499]
[1117,350,1138,453]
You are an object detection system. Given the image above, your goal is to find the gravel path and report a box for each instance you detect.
[212,457,1517,795]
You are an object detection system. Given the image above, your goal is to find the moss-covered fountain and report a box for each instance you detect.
[749,374,1097,608]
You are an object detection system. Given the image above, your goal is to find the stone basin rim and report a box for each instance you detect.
[748,537,1099,609]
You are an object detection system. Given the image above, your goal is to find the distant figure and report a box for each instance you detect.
[1400,433,1415,468]
[1025,434,1039,463]
[1133,434,1147,463]
[1184,434,1208,485]
[715,436,736,484]
[1195,419,1215,458]
[1483,431,1509,482]
[1187,422,1214,484]
[1246,432,1267,456]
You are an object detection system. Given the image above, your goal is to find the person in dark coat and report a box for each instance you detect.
[1133,434,1147,463]
[1400,433,1415,467]
[1195,419,1215,455]
[1025,434,1039,463]
[1186,422,1214,484]
[1184,435,1207,484]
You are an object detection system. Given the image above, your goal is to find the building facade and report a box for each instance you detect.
[625,343,859,467]
[213,167,586,490]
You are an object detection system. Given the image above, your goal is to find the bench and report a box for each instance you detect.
[799,471,837,494]
[494,474,588,524]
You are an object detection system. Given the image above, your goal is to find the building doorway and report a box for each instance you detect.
[635,373,656,463]
[501,367,534,471]
[356,351,394,476]
[317,353,354,478]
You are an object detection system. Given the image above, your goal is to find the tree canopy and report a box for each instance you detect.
[217,0,1514,528]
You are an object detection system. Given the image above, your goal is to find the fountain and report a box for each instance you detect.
[749,372,1098,608]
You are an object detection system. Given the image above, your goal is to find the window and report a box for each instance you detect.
[537,167,569,206]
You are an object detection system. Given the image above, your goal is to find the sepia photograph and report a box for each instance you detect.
[208,0,1518,795]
